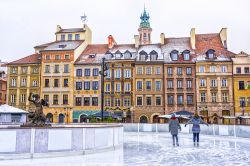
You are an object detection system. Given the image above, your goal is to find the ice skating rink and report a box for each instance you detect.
[0,132,250,166]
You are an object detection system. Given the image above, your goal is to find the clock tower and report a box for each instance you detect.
[138,7,152,45]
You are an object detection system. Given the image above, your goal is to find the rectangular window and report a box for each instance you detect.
[104,98,111,106]
[68,34,72,40]
[55,55,61,60]
[187,95,193,105]
[177,95,183,105]
[45,79,49,87]
[156,67,161,75]
[137,67,143,75]
[92,97,98,106]
[221,66,227,72]
[167,67,173,75]
[65,54,70,59]
[115,83,121,92]
[75,97,82,106]
[177,67,182,75]
[75,34,80,40]
[21,78,26,87]
[239,81,245,90]
[45,55,50,60]
[124,98,131,107]
[20,94,26,103]
[168,95,174,105]
[200,79,206,87]
[76,97,82,106]
[106,70,111,78]
[211,79,217,87]
[199,66,205,73]
[146,96,152,106]
[156,96,161,106]
[115,98,120,106]
[146,81,151,90]
[76,69,82,77]
[115,69,121,78]
[211,93,217,103]
[137,96,142,106]
[167,80,173,89]
[146,67,152,75]
[54,65,59,73]
[54,79,59,87]
[84,69,91,76]
[124,69,131,78]
[125,83,131,91]
[177,80,182,89]
[200,92,206,102]
[10,94,16,103]
[221,79,227,87]
[240,97,245,107]
[222,93,228,103]
[105,84,111,92]
[61,34,65,41]
[64,64,69,73]
[11,78,16,87]
[84,82,90,90]
[187,80,192,89]
[44,95,49,102]
[64,79,68,87]
[92,81,99,90]
[137,81,142,91]
[84,97,90,106]
[155,81,161,91]
[184,53,190,61]
[76,82,82,90]
[63,95,68,105]
[244,67,249,74]
[45,65,50,73]
[32,80,38,87]
[236,67,241,74]
[210,66,216,72]
[186,67,192,75]
[93,68,99,76]
[53,95,58,105]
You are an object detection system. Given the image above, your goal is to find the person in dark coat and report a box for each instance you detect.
[185,113,208,146]
[169,114,181,146]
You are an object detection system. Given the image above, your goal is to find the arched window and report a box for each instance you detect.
[80,114,88,123]
[182,50,190,61]
[124,50,132,59]
[140,115,148,123]
[170,50,179,61]
[46,113,53,123]
[206,49,215,59]
[149,50,158,60]
[139,50,148,60]
[58,114,65,123]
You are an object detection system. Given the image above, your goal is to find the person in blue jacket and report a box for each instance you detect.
[185,113,208,146]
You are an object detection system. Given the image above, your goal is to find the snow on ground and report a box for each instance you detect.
[0,132,250,166]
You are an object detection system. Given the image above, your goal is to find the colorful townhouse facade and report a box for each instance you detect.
[0,61,7,105]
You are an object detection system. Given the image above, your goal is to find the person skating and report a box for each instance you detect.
[185,113,208,146]
[169,114,181,146]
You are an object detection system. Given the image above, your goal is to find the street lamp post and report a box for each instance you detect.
[99,57,109,122]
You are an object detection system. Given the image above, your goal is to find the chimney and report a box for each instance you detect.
[190,28,196,49]
[108,35,116,49]
[160,33,165,45]
[219,28,227,49]
[56,25,62,33]
[134,35,140,48]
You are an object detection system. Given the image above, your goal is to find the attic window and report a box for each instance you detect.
[170,50,179,61]
[150,50,158,60]
[206,49,215,59]
[124,50,132,59]
[105,51,113,59]
[89,54,96,58]
[58,44,66,48]
[115,51,122,59]
[139,50,148,60]
[183,50,190,61]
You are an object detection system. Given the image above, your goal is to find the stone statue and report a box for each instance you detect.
[27,92,49,126]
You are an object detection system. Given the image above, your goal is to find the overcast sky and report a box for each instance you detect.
[0,0,250,62]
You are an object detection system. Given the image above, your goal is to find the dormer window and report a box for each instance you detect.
[149,50,158,61]
[59,44,66,48]
[183,50,190,61]
[170,50,178,61]
[105,51,113,59]
[115,50,122,59]
[124,50,132,59]
[61,35,65,41]
[75,34,80,40]
[139,50,148,60]
[206,49,215,59]
[89,54,96,58]
[68,34,72,41]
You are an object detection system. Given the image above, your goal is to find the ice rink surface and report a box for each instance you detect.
[0,132,250,166]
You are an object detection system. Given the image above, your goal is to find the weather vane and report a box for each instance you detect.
[81,13,87,24]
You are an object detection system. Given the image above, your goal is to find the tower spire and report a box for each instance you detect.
[138,6,152,45]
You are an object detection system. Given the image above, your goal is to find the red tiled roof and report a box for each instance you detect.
[75,44,108,64]
[8,53,41,65]
[195,33,235,56]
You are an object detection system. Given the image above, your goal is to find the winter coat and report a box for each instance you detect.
[169,117,181,135]
[186,117,207,133]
